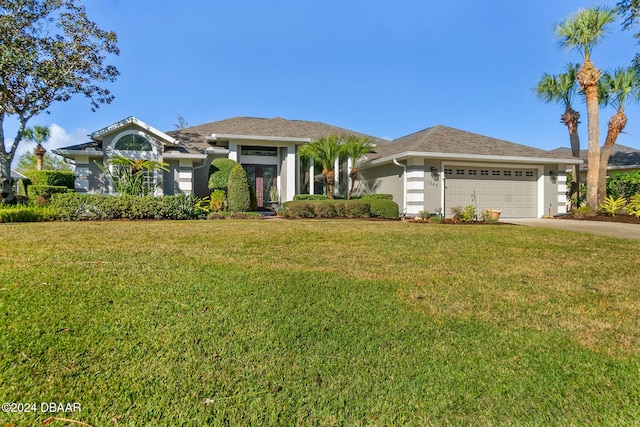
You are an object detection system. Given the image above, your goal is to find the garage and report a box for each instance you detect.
[444,166,538,218]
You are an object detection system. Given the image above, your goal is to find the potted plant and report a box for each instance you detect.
[268,186,280,207]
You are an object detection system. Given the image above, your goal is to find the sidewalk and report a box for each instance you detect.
[506,218,640,240]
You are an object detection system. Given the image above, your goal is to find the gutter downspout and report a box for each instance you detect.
[393,159,407,215]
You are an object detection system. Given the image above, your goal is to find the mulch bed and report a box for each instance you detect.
[559,213,640,225]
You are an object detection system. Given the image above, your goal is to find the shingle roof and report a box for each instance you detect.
[550,144,640,167]
[367,125,568,161]
[166,116,387,150]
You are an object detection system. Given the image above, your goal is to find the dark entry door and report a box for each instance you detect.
[243,165,277,208]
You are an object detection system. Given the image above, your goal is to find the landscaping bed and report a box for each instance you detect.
[560,213,640,225]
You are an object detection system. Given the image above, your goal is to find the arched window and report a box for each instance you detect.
[114,134,152,151]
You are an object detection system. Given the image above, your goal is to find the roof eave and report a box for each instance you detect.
[359,151,584,168]
[207,134,311,143]
[90,116,179,146]
[53,149,103,158]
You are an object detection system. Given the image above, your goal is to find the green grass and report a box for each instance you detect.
[1,220,639,426]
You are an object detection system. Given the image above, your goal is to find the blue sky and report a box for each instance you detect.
[8,0,640,162]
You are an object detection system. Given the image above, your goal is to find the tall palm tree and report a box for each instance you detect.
[298,134,342,199]
[535,63,581,205]
[597,67,640,204]
[22,125,50,170]
[343,135,376,199]
[555,6,617,209]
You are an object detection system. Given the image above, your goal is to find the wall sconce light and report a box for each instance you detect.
[549,170,557,184]
[430,166,439,181]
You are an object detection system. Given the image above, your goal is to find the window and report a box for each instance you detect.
[444,168,453,175]
[515,171,523,177]
[456,169,465,175]
[480,170,489,176]
[504,170,512,176]
[492,170,500,176]
[468,169,477,175]
[241,146,277,156]
[114,134,152,151]
[526,171,534,177]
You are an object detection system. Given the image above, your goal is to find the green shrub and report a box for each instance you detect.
[345,200,370,218]
[332,200,347,217]
[309,201,337,218]
[227,165,251,212]
[418,210,430,221]
[282,201,314,218]
[27,185,71,197]
[0,206,56,222]
[210,190,227,212]
[24,170,74,188]
[599,196,627,216]
[359,194,393,200]
[626,194,640,218]
[459,205,476,223]
[293,194,330,201]
[208,158,240,190]
[607,171,640,200]
[50,193,208,221]
[369,199,399,219]
[573,205,595,219]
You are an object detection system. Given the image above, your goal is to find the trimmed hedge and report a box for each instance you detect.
[51,193,208,221]
[27,185,71,197]
[0,206,56,223]
[282,199,398,219]
[358,194,393,200]
[293,194,330,201]
[24,170,74,188]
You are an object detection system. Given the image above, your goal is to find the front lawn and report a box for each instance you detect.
[1,220,639,426]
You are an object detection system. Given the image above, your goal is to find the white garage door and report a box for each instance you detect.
[444,166,538,218]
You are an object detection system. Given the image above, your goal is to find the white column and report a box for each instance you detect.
[347,157,353,196]
[228,143,238,161]
[334,158,340,197]
[286,146,296,201]
[309,157,315,195]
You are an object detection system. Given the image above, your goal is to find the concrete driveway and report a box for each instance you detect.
[506,218,640,240]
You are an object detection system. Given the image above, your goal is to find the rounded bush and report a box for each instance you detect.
[227,165,251,212]
[369,199,399,219]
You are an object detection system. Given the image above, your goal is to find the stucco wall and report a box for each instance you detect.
[358,163,404,207]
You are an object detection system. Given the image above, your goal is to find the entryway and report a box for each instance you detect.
[243,164,277,208]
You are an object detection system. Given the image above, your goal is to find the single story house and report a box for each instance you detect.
[55,116,581,218]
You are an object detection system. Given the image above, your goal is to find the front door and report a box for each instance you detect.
[243,164,277,208]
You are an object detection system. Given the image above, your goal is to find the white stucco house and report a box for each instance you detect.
[54,116,582,218]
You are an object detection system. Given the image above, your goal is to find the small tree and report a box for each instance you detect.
[0,0,119,203]
[15,151,72,173]
[342,135,376,199]
[227,165,250,212]
[22,125,51,170]
[208,158,240,191]
[298,134,343,199]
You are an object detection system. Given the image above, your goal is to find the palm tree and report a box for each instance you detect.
[22,125,51,170]
[298,134,342,199]
[342,135,376,199]
[535,63,581,205]
[597,67,640,204]
[100,155,169,196]
[555,6,617,209]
